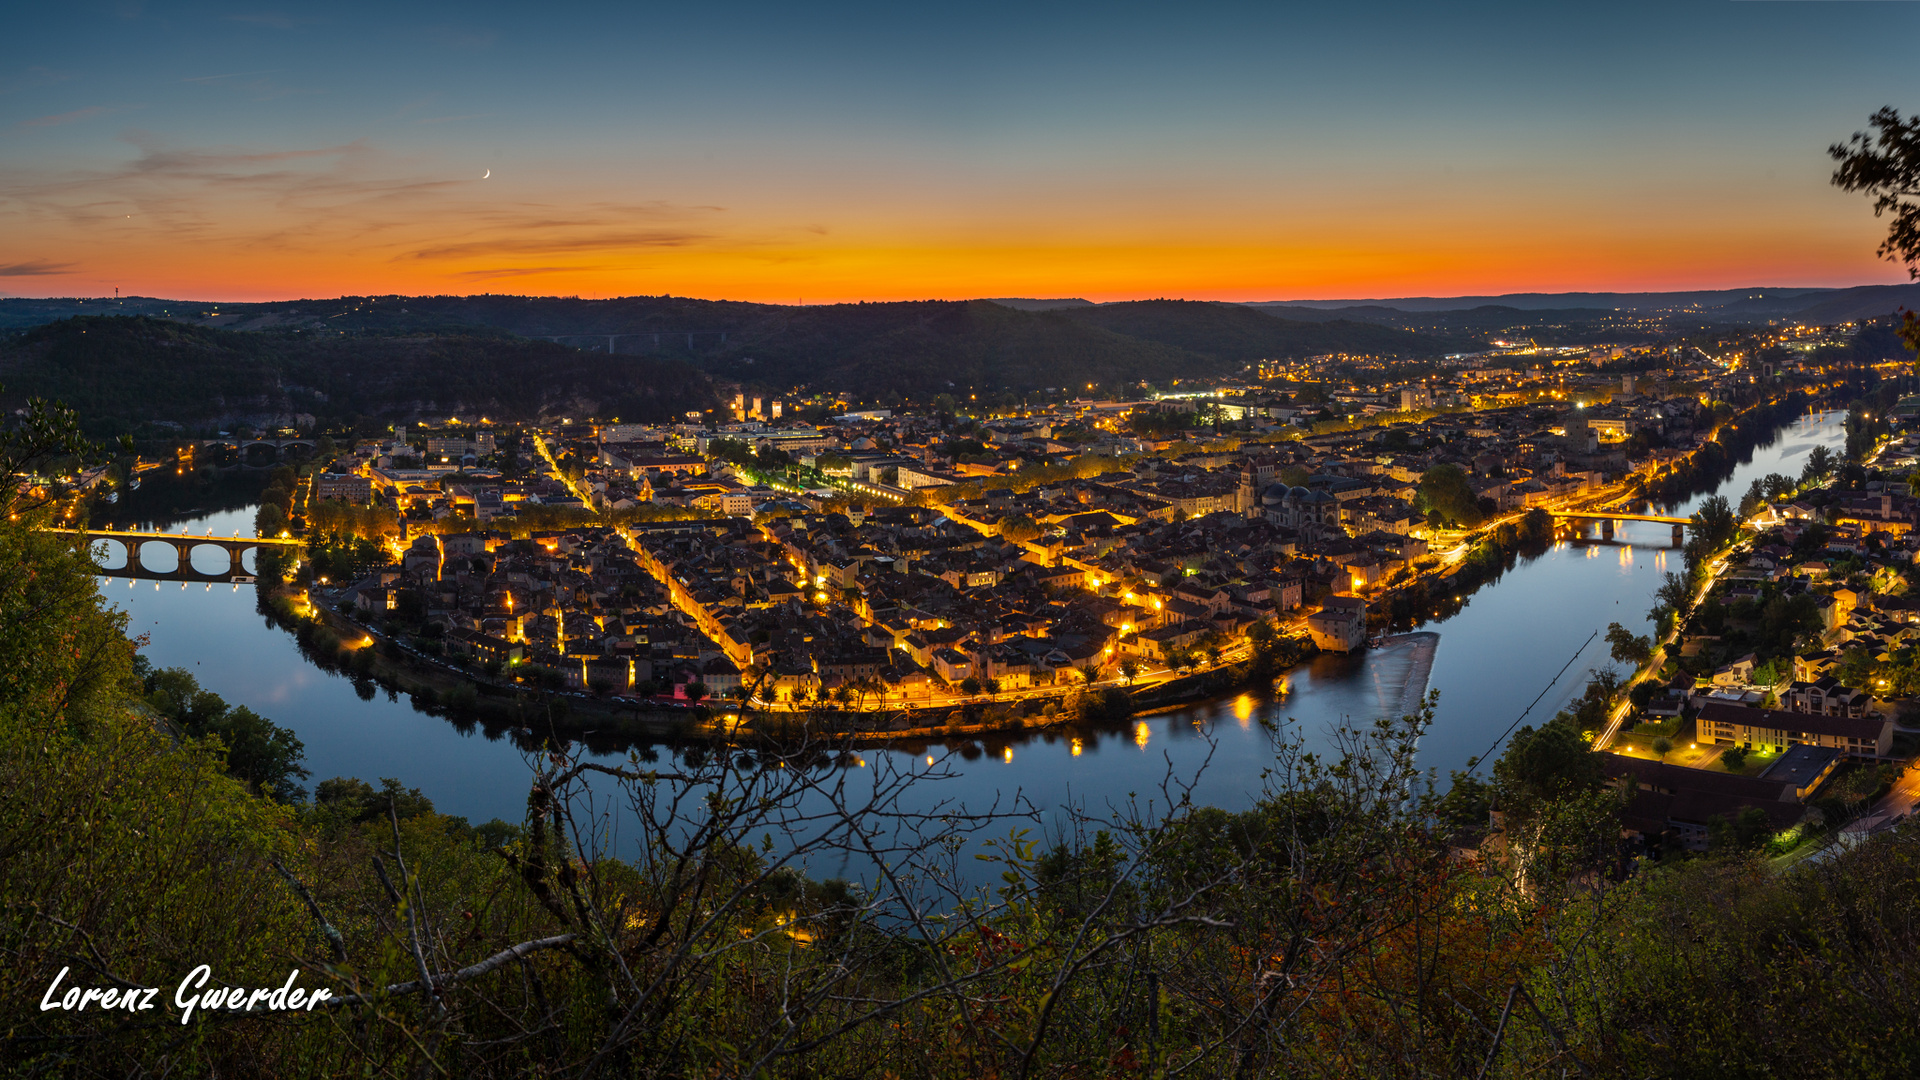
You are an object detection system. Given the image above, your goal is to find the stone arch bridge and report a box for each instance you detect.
[1547,511,1690,545]
[195,437,320,464]
[75,529,303,584]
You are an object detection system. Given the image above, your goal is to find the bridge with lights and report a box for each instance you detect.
[72,528,302,584]
[1548,510,1689,544]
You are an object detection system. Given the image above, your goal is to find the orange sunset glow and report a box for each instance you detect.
[4,3,1917,302]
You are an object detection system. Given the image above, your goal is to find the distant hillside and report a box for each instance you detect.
[1247,287,1840,316]
[697,299,1475,393]
[1785,284,1920,324]
[699,300,1211,394]
[0,295,1481,409]
[0,316,719,435]
[985,298,1095,311]
[1053,299,1483,362]
[1247,303,1684,345]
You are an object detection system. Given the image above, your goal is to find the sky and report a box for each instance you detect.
[2,0,1917,304]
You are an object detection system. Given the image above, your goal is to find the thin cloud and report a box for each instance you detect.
[0,260,75,276]
[0,135,742,269]
[406,231,715,261]
[452,266,604,279]
[16,106,111,129]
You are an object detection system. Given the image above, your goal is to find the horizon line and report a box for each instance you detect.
[0,281,1909,308]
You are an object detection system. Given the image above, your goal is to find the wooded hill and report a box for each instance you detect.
[0,295,1478,418]
[0,316,719,435]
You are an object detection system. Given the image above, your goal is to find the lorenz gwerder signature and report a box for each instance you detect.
[41,965,336,1024]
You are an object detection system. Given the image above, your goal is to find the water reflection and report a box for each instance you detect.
[104,411,1852,831]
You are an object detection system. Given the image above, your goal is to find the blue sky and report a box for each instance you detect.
[4,1,1915,300]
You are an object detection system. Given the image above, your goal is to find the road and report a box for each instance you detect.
[1875,759,1920,821]
[531,431,596,507]
[1594,425,1895,753]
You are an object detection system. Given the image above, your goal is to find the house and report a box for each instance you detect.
[1133,623,1209,662]
[448,630,523,666]
[1784,676,1873,718]
[1307,595,1368,652]
[1758,744,1843,801]
[402,534,443,581]
[1605,755,1805,852]
[1710,653,1757,687]
[313,473,373,503]
[1695,701,1893,758]
[933,647,974,683]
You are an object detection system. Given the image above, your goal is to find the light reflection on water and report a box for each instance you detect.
[107,411,1850,831]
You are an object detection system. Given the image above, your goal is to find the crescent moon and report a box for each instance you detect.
[482,169,490,179]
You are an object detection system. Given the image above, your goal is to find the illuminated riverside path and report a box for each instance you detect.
[100,411,1849,850]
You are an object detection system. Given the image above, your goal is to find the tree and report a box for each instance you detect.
[1651,736,1673,761]
[1,389,122,518]
[1119,658,1141,685]
[312,775,437,825]
[1416,463,1482,528]
[255,502,290,538]
[683,680,709,705]
[1801,445,1835,487]
[1831,107,1920,286]
[1493,720,1604,822]
[1654,570,1693,621]
[1078,664,1101,686]
[1708,805,1774,853]
[998,514,1043,544]
[1689,494,1738,553]
[1721,746,1748,772]
[140,665,307,799]
[0,522,137,737]
[959,676,981,696]
[1606,621,1655,667]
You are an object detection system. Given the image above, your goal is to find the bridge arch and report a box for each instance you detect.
[89,536,132,571]
[135,540,181,575]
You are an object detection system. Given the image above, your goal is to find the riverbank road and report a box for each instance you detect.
[1870,760,1920,823]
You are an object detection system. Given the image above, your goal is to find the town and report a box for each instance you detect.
[92,319,1886,855]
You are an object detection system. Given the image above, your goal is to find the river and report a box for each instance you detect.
[100,409,1849,841]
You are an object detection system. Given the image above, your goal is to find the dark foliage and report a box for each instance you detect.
[0,316,720,435]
